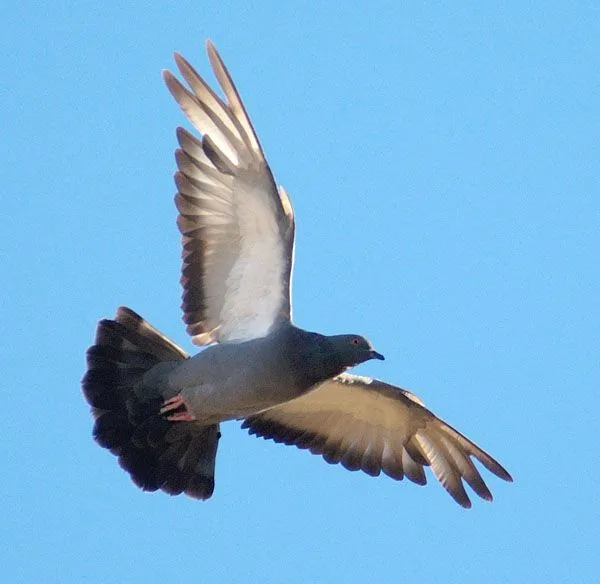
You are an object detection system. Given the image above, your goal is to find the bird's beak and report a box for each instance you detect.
[370,350,385,361]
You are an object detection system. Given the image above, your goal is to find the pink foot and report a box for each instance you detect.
[165,411,196,422]
[160,395,197,422]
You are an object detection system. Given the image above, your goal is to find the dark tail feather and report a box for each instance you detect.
[82,307,220,500]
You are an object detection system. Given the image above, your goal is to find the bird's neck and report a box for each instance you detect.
[281,326,346,390]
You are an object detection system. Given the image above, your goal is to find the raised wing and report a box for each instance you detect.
[242,374,512,508]
[164,41,295,345]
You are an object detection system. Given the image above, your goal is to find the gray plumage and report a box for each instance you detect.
[82,41,512,508]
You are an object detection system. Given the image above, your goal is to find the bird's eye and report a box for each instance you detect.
[352,338,360,345]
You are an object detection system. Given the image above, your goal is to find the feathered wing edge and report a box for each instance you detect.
[242,374,512,508]
[163,41,295,345]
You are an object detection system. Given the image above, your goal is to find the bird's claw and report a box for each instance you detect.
[160,395,196,422]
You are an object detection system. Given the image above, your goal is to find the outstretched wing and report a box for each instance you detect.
[164,41,295,345]
[243,374,512,508]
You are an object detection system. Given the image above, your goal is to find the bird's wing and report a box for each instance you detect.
[164,41,295,345]
[242,373,512,508]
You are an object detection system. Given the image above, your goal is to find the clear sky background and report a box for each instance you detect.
[1,2,598,583]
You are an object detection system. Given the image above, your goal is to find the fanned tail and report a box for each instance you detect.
[82,307,220,499]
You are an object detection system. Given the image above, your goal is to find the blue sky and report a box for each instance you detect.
[2,2,598,582]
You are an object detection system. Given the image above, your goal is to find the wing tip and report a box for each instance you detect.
[483,458,513,483]
[173,52,189,74]
[498,464,514,482]
[162,69,181,97]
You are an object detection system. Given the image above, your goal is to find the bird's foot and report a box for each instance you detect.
[160,395,197,422]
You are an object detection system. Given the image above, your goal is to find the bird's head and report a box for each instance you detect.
[290,329,385,387]
[326,334,385,369]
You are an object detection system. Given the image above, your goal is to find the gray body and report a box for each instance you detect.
[145,325,343,424]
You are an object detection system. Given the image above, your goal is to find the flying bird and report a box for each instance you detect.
[82,41,512,508]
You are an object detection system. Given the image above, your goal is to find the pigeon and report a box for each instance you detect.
[82,41,512,508]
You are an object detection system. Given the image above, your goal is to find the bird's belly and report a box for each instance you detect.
[167,346,304,423]
[180,379,290,423]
